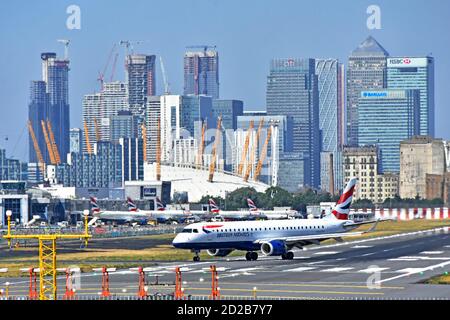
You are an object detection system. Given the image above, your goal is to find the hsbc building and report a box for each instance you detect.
[387,56,435,137]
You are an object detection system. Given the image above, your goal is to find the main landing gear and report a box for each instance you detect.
[192,250,201,262]
[281,251,294,260]
[245,252,258,261]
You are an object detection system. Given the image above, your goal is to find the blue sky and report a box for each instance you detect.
[0,0,449,161]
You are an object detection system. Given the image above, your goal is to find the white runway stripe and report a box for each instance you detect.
[396,268,426,274]
[351,245,373,249]
[358,267,390,274]
[420,251,444,255]
[314,251,340,255]
[320,267,354,273]
[284,267,317,272]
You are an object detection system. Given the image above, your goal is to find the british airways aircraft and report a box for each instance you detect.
[173,178,384,262]
[89,197,149,225]
[206,198,266,221]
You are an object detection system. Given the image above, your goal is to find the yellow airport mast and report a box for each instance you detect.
[3,210,91,300]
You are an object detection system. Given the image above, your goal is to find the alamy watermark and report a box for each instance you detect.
[366,265,382,290]
[367,5,382,30]
[66,5,81,30]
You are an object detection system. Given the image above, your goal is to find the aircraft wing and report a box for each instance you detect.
[254,231,365,245]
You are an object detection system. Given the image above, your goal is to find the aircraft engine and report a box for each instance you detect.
[260,240,287,256]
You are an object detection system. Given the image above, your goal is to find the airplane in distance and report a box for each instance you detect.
[206,198,266,221]
[245,198,299,220]
[89,197,149,225]
[172,177,386,262]
[127,197,200,224]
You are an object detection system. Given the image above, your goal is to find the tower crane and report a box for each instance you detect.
[27,121,46,179]
[197,121,207,169]
[141,123,147,162]
[84,121,93,155]
[46,120,61,164]
[244,119,264,182]
[119,40,146,56]
[237,121,254,176]
[97,44,117,90]
[57,39,70,60]
[41,120,56,165]
[208,116,222,183]
[254,126,272,181]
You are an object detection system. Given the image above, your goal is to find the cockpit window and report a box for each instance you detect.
[193,229,199,233]
[181,228,192,233]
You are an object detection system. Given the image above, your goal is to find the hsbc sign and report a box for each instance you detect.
[388,57,428,68]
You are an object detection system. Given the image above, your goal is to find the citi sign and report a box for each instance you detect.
[362,92,388,98]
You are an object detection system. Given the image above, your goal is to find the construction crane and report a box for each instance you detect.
[27,121,46,179]
[84,121,93,155]
[119,40,146,56]
[41,120,56,165]
[57,39,70,60]
[93,118,101,142]
[110,52,119,82]
[237,121,254,176]
[46,120,61,165]
[254,126,272,181]
[156,118,161,181]
[197,121,207,169]
[141,123,147,162]
[97,44,117,90]
[244,119,264,182]
[208,116,222,183]
[159,56,171,95]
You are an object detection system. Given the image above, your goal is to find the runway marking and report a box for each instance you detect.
[420,251,444,255]
[361,252,376,257]
[186,287,385,296]
[377,260,450,284]
[314,251,339,255]
[283,267,317,272]
[229,267,263,273]
[396,268,426,274]
[358,267,390,274]
[219,282,404,290]
[321,267,354,273]
[352,245,373,249]
[307,261,327,265]
[389,256,450,262]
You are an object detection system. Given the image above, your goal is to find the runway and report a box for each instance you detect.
[3,227,450,299]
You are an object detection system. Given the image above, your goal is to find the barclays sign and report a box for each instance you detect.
[362,92,388,98]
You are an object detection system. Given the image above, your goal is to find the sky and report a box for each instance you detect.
[0,0,449,162]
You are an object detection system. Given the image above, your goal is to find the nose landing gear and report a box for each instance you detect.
[192,250,201,262]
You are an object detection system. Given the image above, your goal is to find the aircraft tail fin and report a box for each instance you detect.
[331,177,358,221]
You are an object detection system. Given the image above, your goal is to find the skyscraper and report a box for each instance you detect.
[347,36,389,146]
[387,57,435,137]
[160,95,211,162]
[315,59,345,192]
[29,53,70,164]
[28,80,49,164]
[145,96,161,163]
[82,81,128,152]
[357,89,420,173]
[126,54,156,116]
[266,58,321,188]
[42,53,70,163]
[184,46,219,99]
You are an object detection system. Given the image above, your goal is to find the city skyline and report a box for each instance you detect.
[1,0,450,162]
